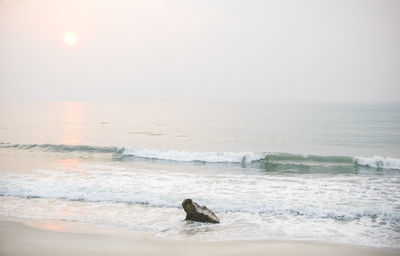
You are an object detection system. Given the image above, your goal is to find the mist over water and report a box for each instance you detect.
[1,101,399,156]
[1,0,400,102]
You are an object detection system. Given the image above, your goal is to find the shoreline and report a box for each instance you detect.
[0,216,398,256]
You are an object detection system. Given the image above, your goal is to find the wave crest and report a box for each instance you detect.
[122,148,266,163]
[1,142,399,169]
[354,156,400,170]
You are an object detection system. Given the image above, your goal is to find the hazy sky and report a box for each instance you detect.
[1,0,399,102]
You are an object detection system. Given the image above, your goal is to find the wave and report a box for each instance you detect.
[267,154,400,170]
[1,142,399,169]
[122,147,266,163]
[354,156,400,170]
[0,143,123,154]
[265,153,354,163]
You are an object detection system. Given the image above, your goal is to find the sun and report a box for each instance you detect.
[64,32,78,45]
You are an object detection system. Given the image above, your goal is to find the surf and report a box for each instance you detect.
[1,142,399,170]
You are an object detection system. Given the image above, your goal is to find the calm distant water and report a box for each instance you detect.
[0,101,399,247]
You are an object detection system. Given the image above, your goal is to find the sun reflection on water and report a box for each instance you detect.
[62,102,85,145]
[59,158,81,169]
[59,102,85,171]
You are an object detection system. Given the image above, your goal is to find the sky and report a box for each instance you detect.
[0,0,399,102]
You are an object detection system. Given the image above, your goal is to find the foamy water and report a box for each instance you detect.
[0,102,399,247]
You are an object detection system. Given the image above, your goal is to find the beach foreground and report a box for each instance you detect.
[0,217,398,256]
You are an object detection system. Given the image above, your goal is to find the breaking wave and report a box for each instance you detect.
[122,147,266,163]
[354,156,400,170]
[1,142,399,169]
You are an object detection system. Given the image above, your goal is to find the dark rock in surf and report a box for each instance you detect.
[182,199,220,224]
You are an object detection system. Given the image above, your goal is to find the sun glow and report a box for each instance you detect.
[64,32,78,45]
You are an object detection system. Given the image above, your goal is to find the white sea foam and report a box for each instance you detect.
[122,147,266,163]
[1,167,399,221]
[354,156,400,170]
[1,164,400,247]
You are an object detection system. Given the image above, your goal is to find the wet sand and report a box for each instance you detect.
[0,217,398,256]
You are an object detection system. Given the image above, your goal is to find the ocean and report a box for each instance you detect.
[0,101,399,247]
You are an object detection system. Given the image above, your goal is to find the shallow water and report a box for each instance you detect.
[0,101,399,247]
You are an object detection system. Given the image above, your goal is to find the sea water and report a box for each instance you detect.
[0,101,399,247]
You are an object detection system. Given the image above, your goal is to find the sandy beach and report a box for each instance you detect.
[1,0,400,254]
[0,217,398,256]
